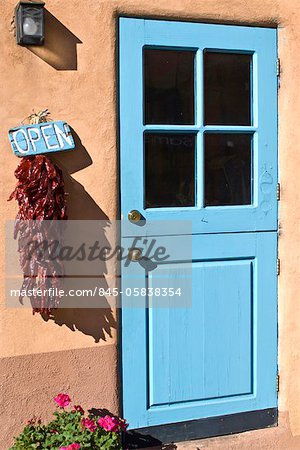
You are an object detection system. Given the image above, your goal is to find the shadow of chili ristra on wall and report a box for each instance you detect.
[43,128,117,343]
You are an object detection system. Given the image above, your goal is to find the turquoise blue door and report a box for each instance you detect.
[119,18,278,431]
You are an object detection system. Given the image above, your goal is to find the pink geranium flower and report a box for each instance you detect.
[81,417,97,432]
[72,405,84,415]
[54,393,71,408]
[60,445,80,450]
[97,415,120,432]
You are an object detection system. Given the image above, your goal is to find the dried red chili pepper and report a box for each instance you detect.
[8,155,67,316]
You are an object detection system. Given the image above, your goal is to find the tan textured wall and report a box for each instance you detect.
[0,347,119,447]
[0,0,300,448]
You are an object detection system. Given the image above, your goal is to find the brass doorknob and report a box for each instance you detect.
[128,209,142,223]
[128,248,142,261]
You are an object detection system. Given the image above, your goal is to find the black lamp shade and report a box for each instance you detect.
[15,1,45,45]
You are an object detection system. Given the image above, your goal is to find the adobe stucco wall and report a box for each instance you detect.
[0,0,300,448]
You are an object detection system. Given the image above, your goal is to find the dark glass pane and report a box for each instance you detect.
[204,52,251,125]
[144,49,195,124]
[145,133,195,208]
[205,133,252,206]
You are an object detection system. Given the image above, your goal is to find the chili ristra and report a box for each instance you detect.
[8,155,67,316]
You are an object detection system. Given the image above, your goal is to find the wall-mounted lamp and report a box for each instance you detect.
[15,1,45,45]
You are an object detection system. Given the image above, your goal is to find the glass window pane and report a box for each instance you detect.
[144,49,195,125]
[204,133,252,206]
[204,52,252,125]
[145,133,196,208]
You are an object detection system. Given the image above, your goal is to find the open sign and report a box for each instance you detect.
[8,121,75,157]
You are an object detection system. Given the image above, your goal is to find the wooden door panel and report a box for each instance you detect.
[121,232,277,428]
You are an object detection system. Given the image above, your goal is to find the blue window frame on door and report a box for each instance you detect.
[119,18,278,436]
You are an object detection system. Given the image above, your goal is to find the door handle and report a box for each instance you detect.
[128,248,142,261]
[128,209,142,223]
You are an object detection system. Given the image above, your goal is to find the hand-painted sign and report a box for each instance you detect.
[9,121,75,157]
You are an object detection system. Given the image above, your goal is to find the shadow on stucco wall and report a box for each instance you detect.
[45,128,117,343]
[124,428,178,450]
[27,9,82,70]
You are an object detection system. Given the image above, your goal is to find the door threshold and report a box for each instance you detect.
[123,408,278,448]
